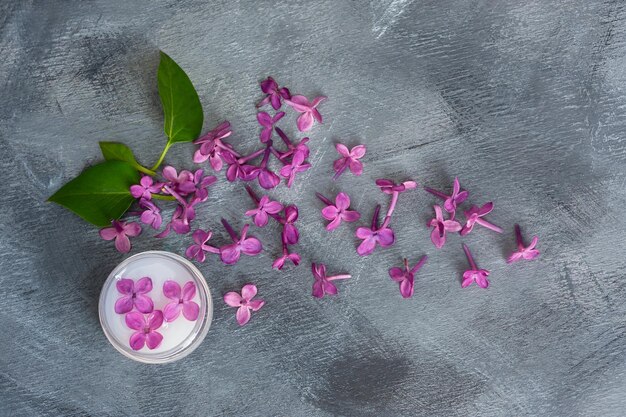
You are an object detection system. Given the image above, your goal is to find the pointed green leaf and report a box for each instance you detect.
[158,51,203,144]
[100,142,154,175]
[48,160,140,227]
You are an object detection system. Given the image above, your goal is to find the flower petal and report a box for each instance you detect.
[124,312,145,330]
[377,228,395,246]
[163,280,181,300]
[254,211,269,227]
[99,227,118,241]
[134,294,154,314]
[182,281,196,301]
[240,237,262,255]
[296,112,314,132]
[114,296,134,314]
[285,95,311,112]
[163,301,182,322]
[147,310,164,329]
[145,331,163,350]
[264,201,283,214]
[220,244,241,265]
[116,279,134,295]
[356,227,374,239]
[335,143,350,157]
[321,205,339,220]
[123,222,142,237]
[348,159,363,176]
[323,281,338,295]
[114,234,131,253]
[351,145,367,158]
[312,281,325,298]
[129,332,146,350]
[357,237,376,256]
[224,291,243,307]
[236,306,252,325]
[182,301,200,321]
[388,267,405,282]
[134,277,153,294]
[257,111,272,127]
[400,279,414,298]
[248,299,264,311]
[341,210,361,222]
[326,216,342,231]
[335,192,351,210]
[431,227,445,249]
[476,273,489,288]
[241,284,257,301]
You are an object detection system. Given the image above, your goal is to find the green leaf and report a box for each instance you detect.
[48,160,140,227]
[100,142,155,175]
[158,51,203,144]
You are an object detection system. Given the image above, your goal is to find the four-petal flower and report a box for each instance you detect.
[388,256,428,298]
[125,310,164,350]
[99,220,142,253]
[219,220,263,265]
[245,195,284,227]
[428,205,461,249]
[224,284,265,326]
[114,277,154,314]
[185,229,220,262]
[461,244,490,288]
[163,280,200,322]
[257,77,291,110]
[333,143,366,179]
[355,205,395,256]
[284,95,326,132]
[507,224,540,263]
[311,263,351,298]
[318,192,361,231]
[130,176,163,200]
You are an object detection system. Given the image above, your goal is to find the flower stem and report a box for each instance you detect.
[259,141,273,168]
[221,218,238,241]
[381,191,399,228]
[463,244,477,270]
[476,218,503,233]
[275,127,292,147]
[424,186,448,200]
[136,164,156,176]
[245,185,260,204]
[411,255,428,274]
[315,192,333,206]
[327,274,351,281]
[239,148,266,164]
[332,159,348,180]
[514,224,523,248]
[371,204,381,230]
[151,194,176,201]
[163,185,187,206]
[150,142,171,171]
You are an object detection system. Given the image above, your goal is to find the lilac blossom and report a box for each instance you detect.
[114,277,154,314]
[311,263,351,298]
[355,205,395,256]
[272,244,301,270]
[461,244,490,289]
[507,224,540,263]
[99,220,142,253]
[460,202,503,236]
[424,177,468,214]
[219,219,262,265]
[282,205,299,245]
[257,111,285,143]
[224,284,265,326]
[163,280,200,322]
[193,121,237,170]
[245,195,284,227]
[185,229,219,262]
[125,310,164,350]
[284,95,326,132]
[279,151,311,187]
[428,205,461,249]
[316,192,360,231]
[139,199,162,229]
[162,166,195,195]
[257,77,291,110]
[275,127,310,160]
[388,256,428,298]
[130,176,163,200]
[333,143,366,179]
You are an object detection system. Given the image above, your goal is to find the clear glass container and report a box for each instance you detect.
[99,251,212,363]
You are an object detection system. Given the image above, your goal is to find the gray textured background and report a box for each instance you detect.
[1,0,626,416]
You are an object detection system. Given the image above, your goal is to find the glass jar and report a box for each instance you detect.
[99,251,212,363]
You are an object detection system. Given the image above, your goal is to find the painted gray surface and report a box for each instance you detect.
[1,0,626,416]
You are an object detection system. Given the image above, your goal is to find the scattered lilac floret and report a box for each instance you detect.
[279,151,311,188]
[185,229,220,262]
[257,77,291,110]
[461,244,490,288]
[282,205,300,245]
[114,277,154,314]
[163,280,200,322]
[162,166,195,195]
[423,177,468,214]
[356,205,395,256]
[219,219,263,265]
[428,205,461,249]
[139,199,162,229]
[507,224,540,263]
[224,284,265,326]
[130,175,163,200]
[311,263,351,298]
[333,143,366,179]
[460,202,503,236]
[125,310,164,350]
[272,244,301,270]
[245,195,284,227]
[275,127,310,160]
[317,192,361,231]
[193,121,237,170]
[257,111,285,143]
[99,220,142,253]
[388,256,428,298]
[284,95,326,132]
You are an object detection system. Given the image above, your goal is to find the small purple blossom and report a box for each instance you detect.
[185,229,220,262]
[284,95,326,132]
[461,244,490,289]
[257,111,285,143]
[163,280,200,322]
[311,263,351,298]
[219,219,263,265]
[279,151,311,188]
[428,205,461,249]
[162,166,195,195]
[333,143,366,179]
[99,220,142,253]
[424,177,468,214]
[193,121,237,170]
[355,205,395,256]
[272,244,301,270]
[130,175,163,200]
[375,179,418,195]
[245,195,284,227]
[257,77,291,110]
[275,127,310,160]
[114,277,154,314]
[139,199,162,229]
[282,205,299,245]
[317,192,361,231]
[191,169,217,202]
[125,310,164,350]
[507,224,540,263]
[224,284,265,326]
[460,202,503,236]
[388,256,428,298]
